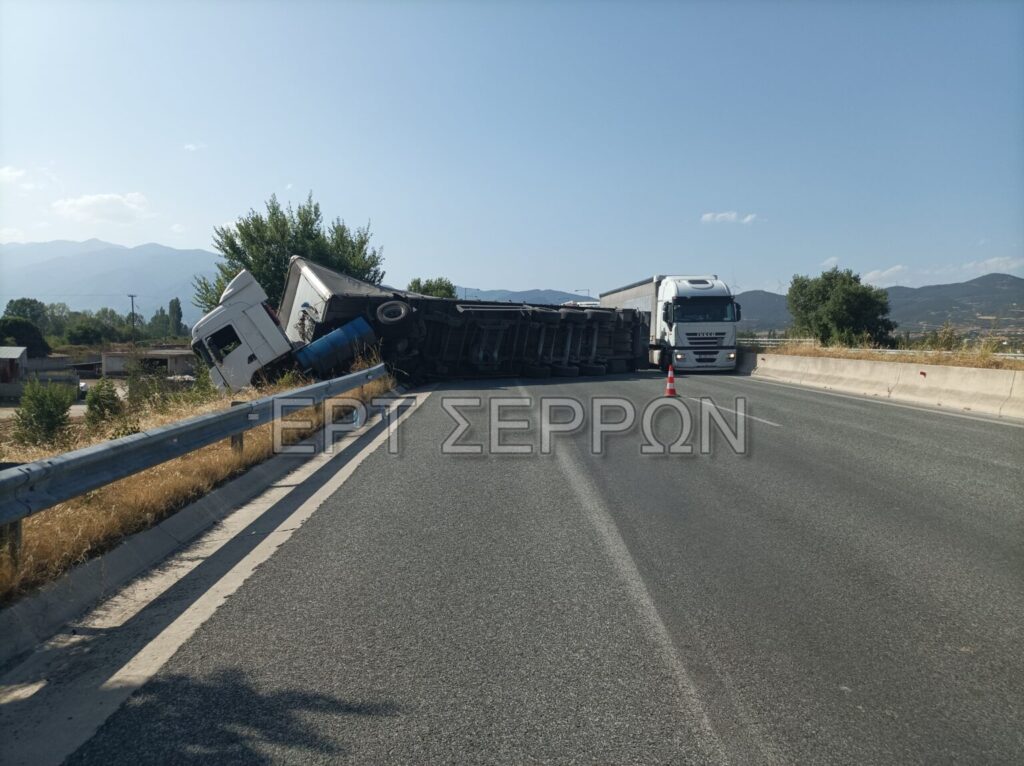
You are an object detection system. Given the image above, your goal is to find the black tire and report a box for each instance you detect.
[523,364,552,378]
[658,350,671,372]
[376,301,411,325]
[578,362,607,376]
[551,364,580,377]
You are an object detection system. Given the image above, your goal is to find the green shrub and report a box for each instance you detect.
[85,378,123,427]
[13,379,76,445]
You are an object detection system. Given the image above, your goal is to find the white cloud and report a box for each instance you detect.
[700,210,759,225]
[862,265,908,286]
[961,256,1024,275]
[820,256,839,268]
[183,142,207,152]
[170,223,186,233]
[0,226,26,242]
[0,166,26,184]
[52,192,151,224]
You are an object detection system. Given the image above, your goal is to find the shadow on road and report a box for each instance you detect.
[64,667,397,764]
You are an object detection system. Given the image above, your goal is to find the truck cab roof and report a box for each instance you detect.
[661,276,733,299]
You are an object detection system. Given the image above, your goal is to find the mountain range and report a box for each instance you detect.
[2,240,1021,331]
[735,273,1024,332]
[0,240,219,323]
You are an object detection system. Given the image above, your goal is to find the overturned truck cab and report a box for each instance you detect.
[192,257,650,391]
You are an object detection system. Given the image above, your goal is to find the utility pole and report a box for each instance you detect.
[128,294,137,345]
[575,289,591,297]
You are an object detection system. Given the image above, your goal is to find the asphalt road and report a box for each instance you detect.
[25,372,1024,763]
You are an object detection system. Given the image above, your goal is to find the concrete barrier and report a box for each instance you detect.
[890,363,1015,416]
[752,354,1022,420]
[1002,371,1024,420]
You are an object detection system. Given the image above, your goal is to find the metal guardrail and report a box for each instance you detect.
[0,363,387,563]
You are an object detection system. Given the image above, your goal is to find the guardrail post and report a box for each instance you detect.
[230,400,245,454]
[0,520,22,569]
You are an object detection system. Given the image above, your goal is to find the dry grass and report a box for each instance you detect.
[0,364,394,605]
[765,343,1024,371]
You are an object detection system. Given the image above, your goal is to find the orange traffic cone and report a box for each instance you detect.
[665,365,677,397]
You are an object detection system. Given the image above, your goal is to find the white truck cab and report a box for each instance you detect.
[600,275,741,371]
[191,271,293,390]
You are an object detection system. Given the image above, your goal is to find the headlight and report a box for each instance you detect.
[675,352,685,360]
[728,352,736,359]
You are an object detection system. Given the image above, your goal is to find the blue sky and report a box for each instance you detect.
[1,0,1022,294]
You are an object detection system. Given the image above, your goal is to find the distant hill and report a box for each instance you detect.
[456,286,583,305]
[736,273,1024,332]
[0,240,219,323]
[885,273,1024,331]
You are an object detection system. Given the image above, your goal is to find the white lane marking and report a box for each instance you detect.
[553,444,732,764]
[682,395,782,428]
[721,375,1024,429]
[100,391,429,693]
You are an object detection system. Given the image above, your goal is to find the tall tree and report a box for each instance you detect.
[192,193,385,312]
[787,267,896,346]
[0,316,51,357]
[168,297,185,336]
[148,307,171,338]
[4,298,49,334]
[408,277,457,298]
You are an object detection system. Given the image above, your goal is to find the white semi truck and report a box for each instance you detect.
[599,275,741,371]
[192,256,650,391]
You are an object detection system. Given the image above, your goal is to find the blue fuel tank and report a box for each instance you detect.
[293,316,377,376]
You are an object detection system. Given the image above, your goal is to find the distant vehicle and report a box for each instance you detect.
[191,257,649,391]
[600,275,741,371]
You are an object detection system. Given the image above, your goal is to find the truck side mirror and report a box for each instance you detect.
[662,303,672,324]
[735,303,742,321]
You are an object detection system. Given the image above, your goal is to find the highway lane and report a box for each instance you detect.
[46,372,1024,763]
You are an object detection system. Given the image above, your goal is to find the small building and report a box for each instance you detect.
[101,348,197,377]
[0,346,28,400]
[0,346,28,383]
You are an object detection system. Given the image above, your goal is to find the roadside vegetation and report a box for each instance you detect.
[0,356,394,606]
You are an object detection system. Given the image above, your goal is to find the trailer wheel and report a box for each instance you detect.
[377,301,411,325]
[523,363,552,378]
[551,364,580,377]
[578,362,607,376]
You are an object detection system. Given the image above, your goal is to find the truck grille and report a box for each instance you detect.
[685,332,726,348]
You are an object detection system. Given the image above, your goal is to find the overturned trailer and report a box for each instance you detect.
[191,257,649,390]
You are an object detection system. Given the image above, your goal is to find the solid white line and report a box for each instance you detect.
[682,395,783,427]
[100,392,429,692]
[553,445,730,764]
[721,375,1024,429]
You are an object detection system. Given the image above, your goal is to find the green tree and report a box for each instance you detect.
[85,378,124,427]
[192,193,385,312]
[148,307,171,338]
[408,277,457,298]
[4,298,49,333]
[45,302,73,338]
[0,316,51,357]
[13,379,75,445]
[787,267,896,346]
[168,297,185,336]
[66,317,111,345]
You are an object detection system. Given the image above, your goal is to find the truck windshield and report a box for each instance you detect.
[205,324,243,361]
[673,297,736,322]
